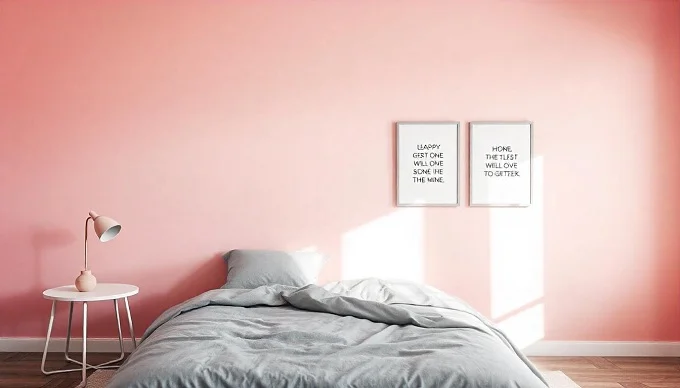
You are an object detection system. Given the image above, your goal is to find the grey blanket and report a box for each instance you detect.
[109,279,548,388]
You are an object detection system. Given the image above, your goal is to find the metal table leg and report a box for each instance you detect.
[41,301,84,375]
[81,301,87,386]
[41,299,127,383]
[65,300,125,369]
[124,296,137,349]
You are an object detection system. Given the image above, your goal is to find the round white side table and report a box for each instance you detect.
[41,283,139,387]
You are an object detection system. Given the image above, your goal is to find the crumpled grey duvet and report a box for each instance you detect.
[108,278,548,388]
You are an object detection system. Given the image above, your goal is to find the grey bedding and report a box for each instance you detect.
[109,278,548,388]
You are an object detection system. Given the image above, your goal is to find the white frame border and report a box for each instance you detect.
[396,121,460,207]
[468,121,533,207]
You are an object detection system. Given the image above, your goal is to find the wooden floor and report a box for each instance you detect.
[531,357,680,388]
[2,353,680,387]
[0,352,127,388]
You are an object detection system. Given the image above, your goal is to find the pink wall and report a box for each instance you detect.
[1,0,679,343]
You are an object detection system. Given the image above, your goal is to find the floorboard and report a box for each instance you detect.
[2,353,680,387]
[531,356,680,388]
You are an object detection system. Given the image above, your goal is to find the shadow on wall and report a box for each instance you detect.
[127,253,226,334]
[650,5,680,341]
[539,0,680,342]
[0,227,76,336]
[13,253,226,339]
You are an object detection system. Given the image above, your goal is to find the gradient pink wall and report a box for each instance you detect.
[1,1,679,342]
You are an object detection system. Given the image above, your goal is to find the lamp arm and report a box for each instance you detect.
[84,216,92,270]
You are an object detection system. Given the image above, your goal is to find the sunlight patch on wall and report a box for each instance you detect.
[341,208,424,283]
[490,156,544,320]
[497,303,546,350]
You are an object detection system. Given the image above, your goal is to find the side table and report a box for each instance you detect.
[41,283,139,387]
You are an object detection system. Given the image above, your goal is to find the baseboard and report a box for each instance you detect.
[2,338,680,357]
[0,337,140,353]
[522,341,680,357]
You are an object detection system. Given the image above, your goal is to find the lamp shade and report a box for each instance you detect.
[89,211,121,242]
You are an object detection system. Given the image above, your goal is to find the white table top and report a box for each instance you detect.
[43,283,139,302]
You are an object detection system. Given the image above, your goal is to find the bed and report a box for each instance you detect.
[108,251,548,388]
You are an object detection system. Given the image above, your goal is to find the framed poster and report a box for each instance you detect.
[396,121,459,206]
[469,121,532,207]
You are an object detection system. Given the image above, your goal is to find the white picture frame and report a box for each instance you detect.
[469,121,532,207]
[396,122,459,207]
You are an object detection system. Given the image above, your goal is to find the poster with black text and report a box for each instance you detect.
[469,122,532,207]
[397,122,459,206]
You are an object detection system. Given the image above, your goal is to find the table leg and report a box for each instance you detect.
[41,299,126,378]
[40,301,56,375]
[80,299,126,368]
[65,302,77,364]
[81,301,87,387]
[124,296,137,349]
[41,301,88,375]
[114,299,125,357]
[64,300,125,370]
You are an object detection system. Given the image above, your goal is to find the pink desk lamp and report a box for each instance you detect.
[75,211,122,292]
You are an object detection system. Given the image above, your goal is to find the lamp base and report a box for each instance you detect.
[75,270,97,292]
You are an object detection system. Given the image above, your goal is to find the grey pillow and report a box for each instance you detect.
[221,249,327,289]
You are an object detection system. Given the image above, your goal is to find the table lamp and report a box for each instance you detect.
[75,211,122,292]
